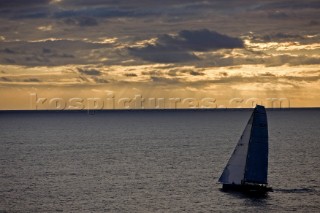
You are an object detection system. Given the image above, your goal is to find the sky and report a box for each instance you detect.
[0,0,319,109]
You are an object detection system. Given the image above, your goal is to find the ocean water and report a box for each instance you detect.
[0,109,319,212]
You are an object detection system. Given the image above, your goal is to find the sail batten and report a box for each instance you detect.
[219,105,269,186]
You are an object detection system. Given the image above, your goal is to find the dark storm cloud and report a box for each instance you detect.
[129,29,244,63]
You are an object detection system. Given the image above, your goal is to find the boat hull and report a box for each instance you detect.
[222,184,273,194]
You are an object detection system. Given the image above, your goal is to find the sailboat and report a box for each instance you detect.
[218,105,272,194]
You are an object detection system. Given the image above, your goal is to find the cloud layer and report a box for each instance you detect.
[0,0,319,108]
[129,29,244,63]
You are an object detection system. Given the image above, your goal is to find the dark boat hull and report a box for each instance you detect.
[222,184,273,194]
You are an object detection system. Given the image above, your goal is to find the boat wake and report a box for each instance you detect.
[274,188,315,194]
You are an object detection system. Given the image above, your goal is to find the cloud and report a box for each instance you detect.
[13,11,49,19]
[145,73,312,88]
[167,29,244,51]
[265,55,320,67]
[188,74,319,87]
[1,0,188,20]
[267,11,289,19]
[0,76,41,83]
[189,70,204,76]
[308,20,320,26]
[129,46,199,63]
[0,0,51,19]
[77,68,101,76]
[53,7,150,19]
[4,58,16,64]
[0,39,113,66]
[93,77,108,83]
[62,17,98,27]
[59,0,209,8]
[252,33,305,42]
[150,76,181,84]
[260,72,276,77]
[141,70,164,76]
[23,78,41,82]
[124,73,137,77]
[264,33,304,41]
[129,29,244,63]
[0,0,50,8]
[257,1,320,10]
[1,48,16,54]
[167,69,204,76]
[0,77,12,82]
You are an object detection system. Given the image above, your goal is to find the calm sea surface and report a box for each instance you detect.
[0,109,319,212]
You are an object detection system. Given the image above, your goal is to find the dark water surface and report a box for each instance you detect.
[0,109,319,212]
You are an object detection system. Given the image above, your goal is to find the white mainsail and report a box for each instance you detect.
[218,113,253,184]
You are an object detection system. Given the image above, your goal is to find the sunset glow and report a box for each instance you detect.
[0,0,319,109]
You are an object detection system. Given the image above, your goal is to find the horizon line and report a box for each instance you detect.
[0,107,320,112]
